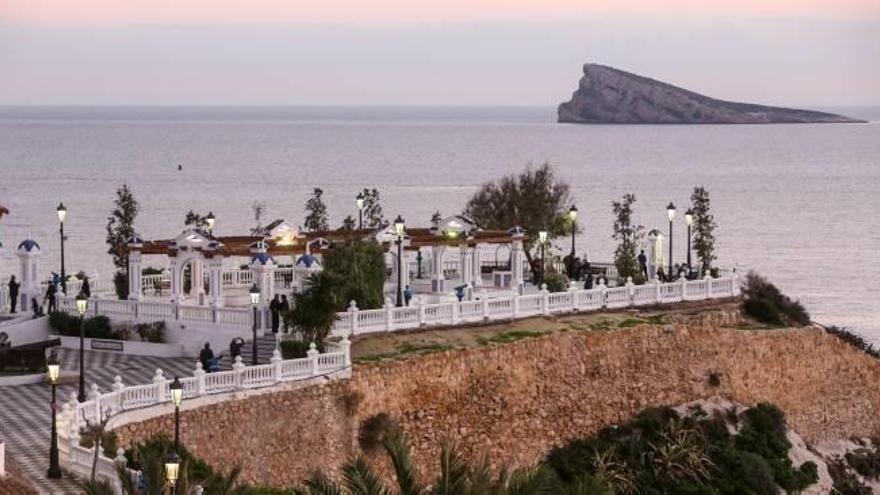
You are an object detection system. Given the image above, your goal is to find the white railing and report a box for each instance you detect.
[57,341,351,491]
[0,286,7,313]
[335,274,740,337]
[56,295,257,329]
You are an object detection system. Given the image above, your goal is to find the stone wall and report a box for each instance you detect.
[114,311,880,487]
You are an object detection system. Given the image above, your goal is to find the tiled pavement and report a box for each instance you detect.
[1,348,210,494]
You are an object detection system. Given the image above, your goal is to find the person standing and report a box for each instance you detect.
[45,282,57,313]
[280,294,290,313]
[7,275,19,313]
[81,276,91,298]
[199,342,214,371]
[638,250,649,281]
[269,294,281,334]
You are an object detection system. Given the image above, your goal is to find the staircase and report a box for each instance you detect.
[217,333,279,369]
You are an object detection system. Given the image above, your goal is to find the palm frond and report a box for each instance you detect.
[465,455,493,495]
[499,466,554,495]
[342,456,389,495]
[433,439,469,495]
[382,429,424,495]
[304,470,345,495]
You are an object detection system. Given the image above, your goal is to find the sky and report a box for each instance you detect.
[1,0,879,106]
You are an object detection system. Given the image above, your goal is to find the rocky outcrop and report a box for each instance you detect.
[558,64,864,124]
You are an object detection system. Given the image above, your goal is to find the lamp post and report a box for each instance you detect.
[356,192,365,230]
[46,353,61,479]
[666,202,676,276]
[76,292,88,402]
[568,205,578,279]
[416,250,423,279]
[56,203,67,295]
[538,229,548,285]
[164,451,181,495]
[205,212,215,235]
[169,377,183,451]
[685,209,694,273]
[249,284,260,365]
[394,216,405,307]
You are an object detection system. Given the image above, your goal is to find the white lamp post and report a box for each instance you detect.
[666,202,676,275]
[394,215,405,307]
[56,203,67,295]
[249,283,260,365]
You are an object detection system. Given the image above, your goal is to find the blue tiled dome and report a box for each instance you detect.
[296,253,319,268]
[17,239,40,252]
[251,252,275,265]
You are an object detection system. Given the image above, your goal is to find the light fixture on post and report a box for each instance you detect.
[394,215,405,307]
[164,451,181,494]
[538,229,548,285]
[568,205,578,278]
[169,376,183,451]
[76,291,88,402]
[685,209,694,274]
[205,212,215,235]
[356,192,365,230]
[249,283,260,365]
[666,202,676,276]
[56,202,67,295]
[46,353,61,479]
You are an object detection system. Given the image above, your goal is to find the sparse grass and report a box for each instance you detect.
[396,342,453,355]
[478,329,545,345]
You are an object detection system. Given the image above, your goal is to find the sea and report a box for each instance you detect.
[0,106,878,340]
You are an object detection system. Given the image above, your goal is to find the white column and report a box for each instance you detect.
[250,258,276,304]
[15,240,40,313]
[169,256,182,303]
[431,245,447,293]
[471,245,483,288]
[510,239,524,289]
[192,258,205,305]
[206,256,224,307]
[127,250,143,301]
[460,245,473,286]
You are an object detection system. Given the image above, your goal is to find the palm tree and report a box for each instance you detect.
[283,273,340,345]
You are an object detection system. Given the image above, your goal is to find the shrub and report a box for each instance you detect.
[49,311,79,336]
[358,413,399,453]
[49,312,121,340]
[135,322,165,343]
[845,445,880,479]
[280,340,311,359]
[823,325,880,360]
[741,272,810,326]
[828,458,872,495]
[83,315,114,339]
[113,272,128,301]
[543,271,569,293]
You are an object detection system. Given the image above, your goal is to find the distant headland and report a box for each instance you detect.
[558,63,865,124]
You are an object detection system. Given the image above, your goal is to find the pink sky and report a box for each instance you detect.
[4,0,880,24]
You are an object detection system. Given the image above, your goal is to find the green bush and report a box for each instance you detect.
[135,321,165,343]
[113,271,128,300]
[845,445,880,479]
[49,312,119,340]
[279,340,311,359]
[543,270,570,293]
[358,413,399,453]
[742,272,810,326]
[828,458,873,495]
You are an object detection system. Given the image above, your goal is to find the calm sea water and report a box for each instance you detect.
[0,106,878,339]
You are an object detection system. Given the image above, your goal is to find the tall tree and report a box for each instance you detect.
[690,187,717,276]
[250,200,267,235]
[304,187,330,232]
[463,163,573,280]
[431,210,442,224]
[612,194,645,284]
[106,184,139,299]
[360,188,385,228]
[341,214,357,231]
[183,210,210,229]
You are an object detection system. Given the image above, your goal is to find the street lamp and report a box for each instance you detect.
[205,212,215,235]
[356,192,365,230]
[56,203,67,295]
[666,202,676,276]
[568,205,578,279]
[538,229,548,285]
[393,215,405,307]
[46,353,61,479]
[164,451,181,494]
[249,284,260,365]
[685,209,694,272]
[76,291,88,402]
[169,377,183,451]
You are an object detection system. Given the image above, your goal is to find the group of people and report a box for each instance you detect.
[5,273,91,314]
[637,249,694,282]
[268,294,290,333]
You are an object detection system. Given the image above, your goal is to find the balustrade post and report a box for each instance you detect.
[384,302,393,332]
[112,376,124,412]
[481,294,489,321]
[540,284,550,316]
[704,273,713,299]
[598,280,608,308]
[192,361,206,396]
[348,300,359,336]
[307,343,319,376]
[114,448,127,469]
[625,276,635,306]
[271,349,283,383]
[679,277,687,301]
[92,297,99,318]
[232,356,245,390]
[173,301,180,321]
[450,300,459,325]
[512,292,520,317]
[340,336,352,368]
[732,273,741,297]
[569,284,578,312]
[152,369,166,403]
[418,299,427,327]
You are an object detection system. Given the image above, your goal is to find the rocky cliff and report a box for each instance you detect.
[558,64,863,124]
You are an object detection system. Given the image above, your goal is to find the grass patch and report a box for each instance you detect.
[479,329,545,345]
[396,342,453,355]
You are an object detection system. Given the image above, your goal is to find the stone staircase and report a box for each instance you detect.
[217,333,279,369]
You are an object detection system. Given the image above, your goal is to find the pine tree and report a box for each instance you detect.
[612,194,645,284]
[341,215,357,231]
[251,200,267,235]
[183,210,210,229]
[360,188,385,228]
[105,184,139,299]
[304,187,330,232]
[431,211,442,224]
[690,186,717,275]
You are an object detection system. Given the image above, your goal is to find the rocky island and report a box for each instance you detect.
[558,63,864,124]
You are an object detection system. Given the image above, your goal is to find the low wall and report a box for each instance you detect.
[115,312,880,487]
[53,335,187,358]
[0,316,50,347]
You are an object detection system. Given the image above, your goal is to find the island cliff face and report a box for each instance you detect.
[558,64,863,124]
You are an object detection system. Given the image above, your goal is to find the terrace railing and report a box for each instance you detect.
[56,296,254,329]
[334,274,740,337]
